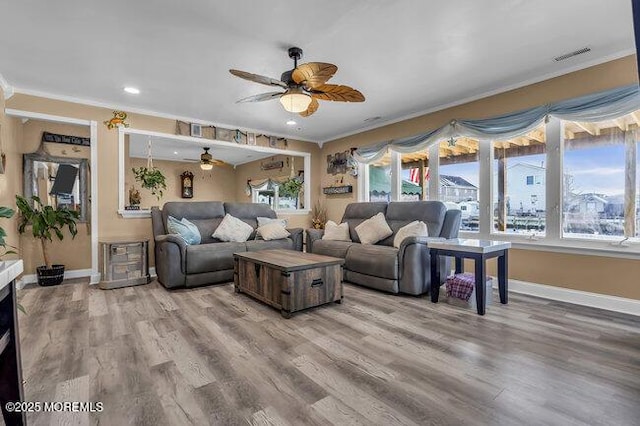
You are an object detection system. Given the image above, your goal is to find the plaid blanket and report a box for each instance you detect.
[446,273,489,301]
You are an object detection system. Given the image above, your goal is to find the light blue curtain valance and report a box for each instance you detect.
[353,84,640,164]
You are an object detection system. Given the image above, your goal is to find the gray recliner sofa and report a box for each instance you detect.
[151,201,303,289]
[306,201,461,295]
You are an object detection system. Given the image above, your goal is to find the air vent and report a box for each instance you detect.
[364,116,382,123]
[553,47,591,62]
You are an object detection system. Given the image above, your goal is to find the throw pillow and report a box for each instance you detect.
[393,220,428,248]
[355,212,392,245]
[256,222,290,241]
[167,216,201,245]
[257,216,288,228]
[212,214,254,242]
[322,221,351,241]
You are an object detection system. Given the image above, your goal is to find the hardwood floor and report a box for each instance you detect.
[15,279,640,426]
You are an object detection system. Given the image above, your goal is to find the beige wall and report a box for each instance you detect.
[0,88,21,258]
[319,54,640,300]
[127,157,238,208]
[5,93,320,269]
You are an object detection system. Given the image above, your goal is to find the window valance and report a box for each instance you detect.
[353,84,640,164]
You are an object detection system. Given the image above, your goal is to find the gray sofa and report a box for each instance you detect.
[151,201,303,289]
[306,201,461,295]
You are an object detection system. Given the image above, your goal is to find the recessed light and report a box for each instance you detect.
[124,87,140,95]
[286,120,297,126]
[173,151,178,155]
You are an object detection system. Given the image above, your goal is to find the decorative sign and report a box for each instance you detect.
[327,150,350,175]
[323,185,353,195]
[42,132,90,147]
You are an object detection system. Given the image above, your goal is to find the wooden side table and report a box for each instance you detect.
[429,239,511,315]
[99,238,150,289]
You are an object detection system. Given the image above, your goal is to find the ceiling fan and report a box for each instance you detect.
[183,147,229,170]
[230,47,365,117]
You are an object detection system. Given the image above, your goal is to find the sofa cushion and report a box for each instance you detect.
[322,221,351,241]
[345,244,399,280]
[380,201,447,246]
[256,223,290,241]
[393,220,428,248]
[224,203,277,238]
[167,216,201,245]
[341,202,388,243]
[161,201,226,244]
[186,242,247,274]
[213,214,254,242]
[313,240,357,259]
[355,212,393,245]
[257,216,288,228]
[245,238,294,251]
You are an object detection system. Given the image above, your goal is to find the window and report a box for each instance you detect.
[251,180,301,210]
[562,113,639,240]
[439,138,480,231]
[401,150,429,200]
[368,152,392,202]
[492,125,546,235]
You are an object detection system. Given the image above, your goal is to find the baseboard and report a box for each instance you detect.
[495,279,640,317]
[18,268,94,288]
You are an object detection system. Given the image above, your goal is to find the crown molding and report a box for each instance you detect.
[10,86,320,145]
[0,73,14,99]
[320,48,637,145]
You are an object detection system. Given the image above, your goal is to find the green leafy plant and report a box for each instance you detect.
[132,166,167,200]
[15,195,79,269]
[0,206,16,257]
[279,177,303,198]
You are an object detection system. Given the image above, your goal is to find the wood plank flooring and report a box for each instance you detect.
[15,280,640,426]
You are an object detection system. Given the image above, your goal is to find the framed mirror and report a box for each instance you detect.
[23,152,90,222]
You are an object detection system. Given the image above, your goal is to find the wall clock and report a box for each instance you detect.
[180,171,194,198]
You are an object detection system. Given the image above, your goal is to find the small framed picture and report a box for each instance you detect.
[269,136,277,147]
[247,132,256,145]
[190,123,203,138]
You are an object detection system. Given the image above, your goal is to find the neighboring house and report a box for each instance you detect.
[495,163,546,214]
[439,175,478,203]
[565,193,625,218]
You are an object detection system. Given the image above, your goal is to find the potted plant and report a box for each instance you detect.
[132,166,166,200]
[0,205,16,258]
[15,195,79,286]
[279,177,303,198]
[311,202,327,229]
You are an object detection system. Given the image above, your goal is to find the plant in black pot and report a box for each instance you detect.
[15,195,79,286]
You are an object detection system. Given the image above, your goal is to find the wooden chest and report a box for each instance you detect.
[234,249,344,318]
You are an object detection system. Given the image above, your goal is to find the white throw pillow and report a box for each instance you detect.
[355,212,393,245]
[322,221,351,241]
[257,216,288,228]
[212,214,254,242]
[393,220,429,248]
[256,222,290,241]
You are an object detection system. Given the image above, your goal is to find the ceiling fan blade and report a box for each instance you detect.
[310,84,365,102]
[229,69,288,88]
[292,63,338,89]
[299,98,319,117]
[236,91,284,103]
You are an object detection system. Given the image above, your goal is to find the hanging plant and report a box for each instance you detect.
[279,177,303,198]
[132,138,166,201]
[132,167,166,200]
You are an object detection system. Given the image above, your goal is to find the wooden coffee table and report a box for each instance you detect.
[233,249,344,318]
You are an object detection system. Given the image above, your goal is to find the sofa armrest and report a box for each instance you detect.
[305,229,325,253]
[441,209,462,239]
[155,234,187,273]
[397,236,449,294]
[287,228,304,251]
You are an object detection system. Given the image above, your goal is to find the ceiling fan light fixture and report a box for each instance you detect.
[279,88,312,113]
[200,147,214,170]
[200,163,213,171]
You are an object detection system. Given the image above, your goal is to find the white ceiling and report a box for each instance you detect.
[128,134,289,166]
[0,1,635,143]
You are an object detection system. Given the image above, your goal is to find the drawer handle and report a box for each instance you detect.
[311,279,324,287]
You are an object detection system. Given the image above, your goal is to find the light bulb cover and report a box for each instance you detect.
[279,88,312,113]
[200,163,213,171]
